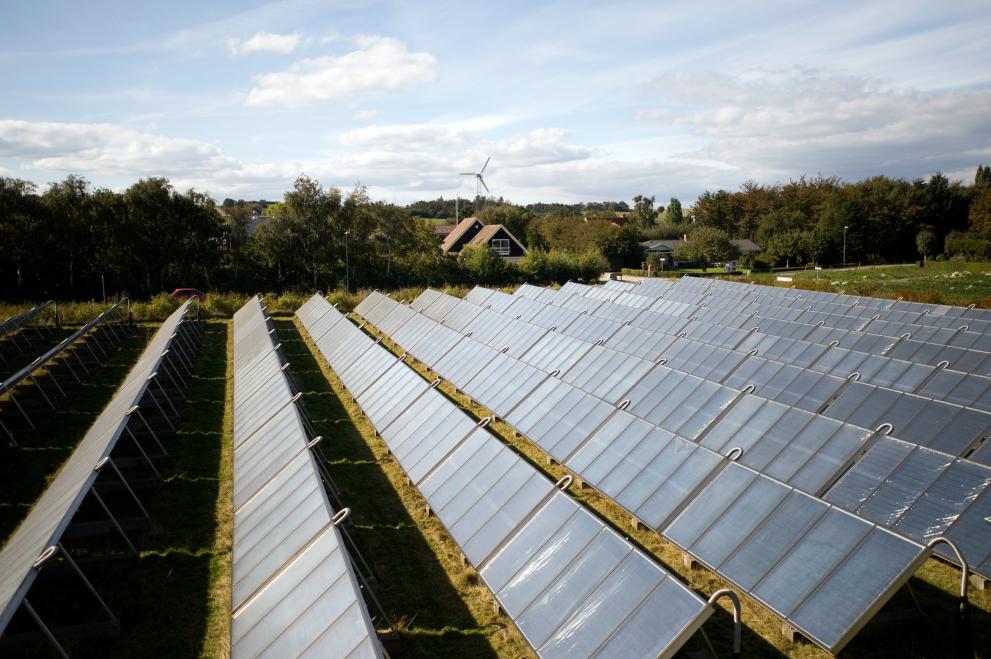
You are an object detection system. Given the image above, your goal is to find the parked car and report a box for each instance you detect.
[170,288,207,301]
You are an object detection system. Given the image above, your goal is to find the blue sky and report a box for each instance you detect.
[1,0,989,204]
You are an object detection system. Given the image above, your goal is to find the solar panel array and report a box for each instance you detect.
[297,293,723,659]
[352,286,979,654]
[0,300,53,358]
[1,299,131,444]
[0,299,199,640]
[460,283,991,574]
[231,296,384,659]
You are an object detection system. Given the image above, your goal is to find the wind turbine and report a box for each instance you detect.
[461,156,491,199]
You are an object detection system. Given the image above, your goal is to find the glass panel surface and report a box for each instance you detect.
[790,529,923,652]
[752,509,870,617]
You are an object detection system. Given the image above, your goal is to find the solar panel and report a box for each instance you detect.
[352,287,985,653]
[298,294,722,659]
[0,300,200,645]
[232,296,384,659]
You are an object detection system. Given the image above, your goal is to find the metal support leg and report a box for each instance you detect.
[29,374,55,408]
[57,543,118,623]
[73,348,91,376]
[10,393,35,430]
[144,376,176,432]
[152,376,179,420]
[126,427,162,479]
[22,599,70,659]
[89,487,138,556]
[102,457,150,519]
[128,407,168,456]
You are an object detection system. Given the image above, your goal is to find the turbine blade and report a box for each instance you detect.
[479,176,490,193]
[459,172,474,176]
[480,155,490,174]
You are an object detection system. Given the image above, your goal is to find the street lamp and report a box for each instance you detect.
[843,225,849,266]
[344,230,350,293]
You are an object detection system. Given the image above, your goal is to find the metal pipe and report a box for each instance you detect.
[708,588,742,659]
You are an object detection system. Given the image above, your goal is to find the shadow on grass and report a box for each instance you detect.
[0,327,152,544]
[275,319,499,659]
[81,320,228,659]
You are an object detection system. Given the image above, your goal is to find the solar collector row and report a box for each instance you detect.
[0,299,198,643]
[299,294,722,659]
[231,297,384,659]
[356,291,944,654]
[478,285,991,464]
[559,278,991,373]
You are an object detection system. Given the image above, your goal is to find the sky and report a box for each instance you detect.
[1,0,989,205]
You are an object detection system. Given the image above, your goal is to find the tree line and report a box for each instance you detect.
[2,166,990,301]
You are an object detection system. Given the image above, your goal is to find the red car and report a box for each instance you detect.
[170,288,207,301]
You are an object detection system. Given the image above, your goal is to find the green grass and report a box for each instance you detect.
[746,262,991,308]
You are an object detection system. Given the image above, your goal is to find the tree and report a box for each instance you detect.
[631,194,658,229]
[42,175,91,293]
[667,197,683,224]
[674,226,738,271]
[916,227,938,264]
[459,245,508,284]
[969,189,991,234]
[595,224,643,270]
[763,230,813,267]
[692,190,740,234]
[476,205,534,246]
[976,165,991,189]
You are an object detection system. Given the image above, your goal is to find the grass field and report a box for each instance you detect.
[747,262,991,308]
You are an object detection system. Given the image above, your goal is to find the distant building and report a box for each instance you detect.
[640,238,763,257]
[640,237,762,269]
[440,216,527,261]
[433,223,456,240]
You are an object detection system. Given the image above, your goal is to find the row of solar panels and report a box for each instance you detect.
[632,274,991,327]
[416,285,991,580]
[584,277,991,373]
[230,297,385,659]
[481,284,991,465]
[0,300,199,642]
[519,281,991,397]
[297,293,737,659]
[0,301,52,341]
[354,288,976,654]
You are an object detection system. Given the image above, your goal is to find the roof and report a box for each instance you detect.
[440,216,484,253]
[640,238,763,254]
[466,224,527,252]
[433,223,455,238]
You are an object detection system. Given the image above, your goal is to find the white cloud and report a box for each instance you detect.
[338,116,509,149]
[353,109,378,121]
[639,68,991,182]
[226,31,303,56]
[245,36,438,108]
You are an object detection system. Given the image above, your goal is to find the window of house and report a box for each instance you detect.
[491,238,510,255]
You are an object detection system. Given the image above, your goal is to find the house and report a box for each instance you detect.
[440,216,527,261]
[640,238,763,257]
[640,237,762,268]
[433,223,456,240]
